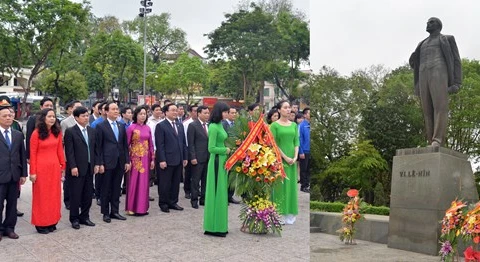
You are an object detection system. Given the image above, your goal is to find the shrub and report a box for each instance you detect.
[310,201,390,216]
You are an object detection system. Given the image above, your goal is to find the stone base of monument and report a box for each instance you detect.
[388,147,479,256]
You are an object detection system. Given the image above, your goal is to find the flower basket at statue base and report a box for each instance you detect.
[338,189,363,245]
[225,114,286,236]
[238,195,282,235]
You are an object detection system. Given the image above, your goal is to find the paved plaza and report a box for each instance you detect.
[310,232,440,262]
[0,181,309,261]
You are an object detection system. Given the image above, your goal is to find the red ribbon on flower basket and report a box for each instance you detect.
[225,115,286,179]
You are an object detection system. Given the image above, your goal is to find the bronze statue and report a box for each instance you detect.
[409,17,462,147]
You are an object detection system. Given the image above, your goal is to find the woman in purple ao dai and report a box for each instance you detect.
[126,106,154,215]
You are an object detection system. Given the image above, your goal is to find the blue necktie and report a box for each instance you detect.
[112,121,119,141]
[82,128,90,162]
[4,130,11,150]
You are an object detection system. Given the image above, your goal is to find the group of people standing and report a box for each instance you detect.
[0,95,310,240]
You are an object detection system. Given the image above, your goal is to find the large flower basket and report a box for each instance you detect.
[225,114,286,236]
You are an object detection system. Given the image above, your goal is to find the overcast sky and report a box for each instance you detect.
[86,0,309,58]
[311,0,480,75]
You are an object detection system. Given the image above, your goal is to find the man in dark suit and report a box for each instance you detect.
[222,107,240,204]
[409,17,462,147]
[64,106,98,229]
[0,101,27,241]
[187,105,210,209]
[26,97,54,160]
[156,104,188,213]
[96,102,130,223]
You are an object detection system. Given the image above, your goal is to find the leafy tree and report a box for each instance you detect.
[268,9,309,102]
[206,2,309,104]
[447,59,480,159]
[0,0,89,116]
[319,140,388,204]
[83,30,143,101]
[205,61,244,100]
[35,69,88,104]
[123,13,188,64]
[158,53,208,105]
[359,65,425,169]
[205,3,279,103]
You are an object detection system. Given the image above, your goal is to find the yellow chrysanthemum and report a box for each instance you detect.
[248,143,262,153]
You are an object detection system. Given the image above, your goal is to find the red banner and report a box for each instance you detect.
[225,115,286,178]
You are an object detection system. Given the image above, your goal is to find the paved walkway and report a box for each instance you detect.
[310,232,440,262]
[0,181,309,261]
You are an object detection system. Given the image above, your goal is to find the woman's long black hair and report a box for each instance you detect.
[36,108,61,140]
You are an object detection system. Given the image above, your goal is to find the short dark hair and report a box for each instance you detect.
[303,107,310,114]
[120,106,132,117]
[73,106,89,117]
[247,103,259,112]
[92,100,102,108]
[66,100,81,110]
[132,105,148,124]
[151,103,161,112]
[40,97,53,106]
[98,101,108,111]
[163,99,172,106]
[104,101,117,111]
[295,113,304,122]
[188,104,198,112]
[209,102,229,124]
[162,103,176,113]
[197,105,208,114]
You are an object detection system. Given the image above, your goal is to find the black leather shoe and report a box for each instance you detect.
[110,213,126,220]
[169,204,184,211]
[228,198,241,204]
[48,225,57,232]
[16,210,24,217]
[199,200,205,206]
[96,199,101,206]
[160,206,170,213]
[36,226,49,234]
[185,193,191,199]
[79,219,95,226]
[65,203,70,210]
[71,221,80,230]
[103,215,111,223]
[191,201,199,209]
[149,196,154,201]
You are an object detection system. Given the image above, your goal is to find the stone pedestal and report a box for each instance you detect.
[388,147,479,255]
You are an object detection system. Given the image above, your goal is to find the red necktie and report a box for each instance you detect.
[202,122,208,135]
[172,121,178,136]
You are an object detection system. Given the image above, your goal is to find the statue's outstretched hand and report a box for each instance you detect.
[448,85,460,94]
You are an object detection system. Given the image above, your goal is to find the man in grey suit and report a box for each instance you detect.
[0,101,27,241]
[409,17,462,147]
[187,106,209,209]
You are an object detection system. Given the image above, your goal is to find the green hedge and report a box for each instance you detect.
[310,201,390,216]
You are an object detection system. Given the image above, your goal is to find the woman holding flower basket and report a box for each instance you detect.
[203,102,231,237]
[270,100,300,225]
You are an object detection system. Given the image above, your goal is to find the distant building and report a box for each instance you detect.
[0,67,36,95]
[162,48,206,63]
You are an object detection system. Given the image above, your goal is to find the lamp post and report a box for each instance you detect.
[139,0,153,102]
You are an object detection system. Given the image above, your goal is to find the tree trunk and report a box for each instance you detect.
[258,80,265,106]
